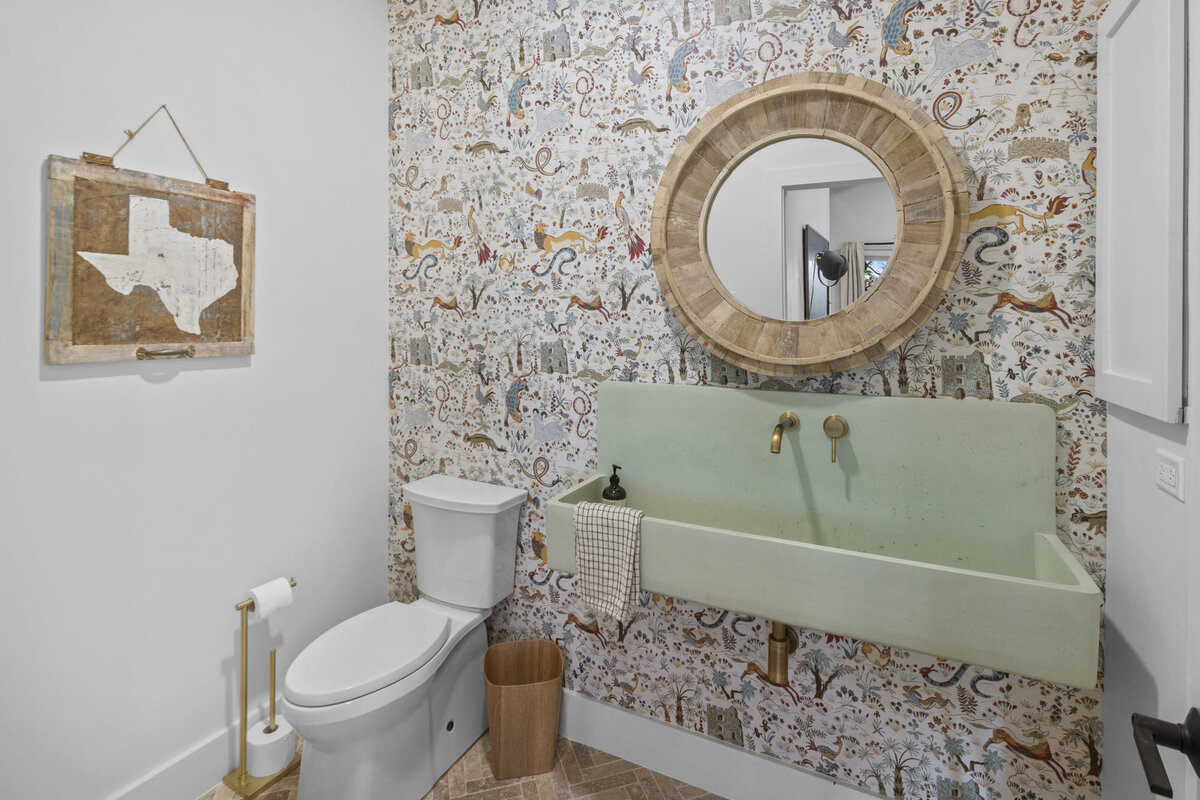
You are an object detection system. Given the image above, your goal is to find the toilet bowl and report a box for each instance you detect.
[282,475,526,800]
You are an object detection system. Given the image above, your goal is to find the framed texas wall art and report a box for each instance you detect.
[45,155,255,364]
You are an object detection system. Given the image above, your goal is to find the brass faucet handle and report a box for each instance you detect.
[823,415,849,462]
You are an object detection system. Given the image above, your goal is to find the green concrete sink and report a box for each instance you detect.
[547,382,1101,688]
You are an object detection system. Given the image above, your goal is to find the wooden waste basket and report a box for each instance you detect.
[483,639,563,779]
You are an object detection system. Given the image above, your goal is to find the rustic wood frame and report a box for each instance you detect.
[650,72,969,376]
[45,155,256,364]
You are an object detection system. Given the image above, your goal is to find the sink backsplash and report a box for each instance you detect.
[589,381,1057,547]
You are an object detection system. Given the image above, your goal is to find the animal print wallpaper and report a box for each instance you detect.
[386,1,1107,798]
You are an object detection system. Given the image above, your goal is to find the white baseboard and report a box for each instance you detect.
[107,690,870,800]
[102,704,272,800]
[559,689,872,800]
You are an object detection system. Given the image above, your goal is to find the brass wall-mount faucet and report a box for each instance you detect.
[770,412,799,454]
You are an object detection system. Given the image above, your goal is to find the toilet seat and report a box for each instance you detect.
[284,602,450,706]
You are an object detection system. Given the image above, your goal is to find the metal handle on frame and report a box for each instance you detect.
[136,346,196,360]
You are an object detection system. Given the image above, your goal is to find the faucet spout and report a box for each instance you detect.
[770,412,799,454]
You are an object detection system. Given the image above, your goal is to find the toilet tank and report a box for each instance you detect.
[403,475,526,609]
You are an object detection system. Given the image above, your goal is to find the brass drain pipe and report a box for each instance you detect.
[768,622,798,685]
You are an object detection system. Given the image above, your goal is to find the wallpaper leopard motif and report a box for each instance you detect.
[387,1,1108,798]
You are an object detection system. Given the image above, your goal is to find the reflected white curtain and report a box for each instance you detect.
[840,241,866,308]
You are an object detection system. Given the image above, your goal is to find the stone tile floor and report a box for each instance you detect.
[198,733,727,800]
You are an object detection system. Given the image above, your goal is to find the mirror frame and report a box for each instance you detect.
[650,72,970,376]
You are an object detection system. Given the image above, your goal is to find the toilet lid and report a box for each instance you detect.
[284,602,450,706]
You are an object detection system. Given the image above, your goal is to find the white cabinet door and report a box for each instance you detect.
[1096,0,1186,423]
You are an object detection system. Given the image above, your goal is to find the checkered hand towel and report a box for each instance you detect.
[573,501,643,623]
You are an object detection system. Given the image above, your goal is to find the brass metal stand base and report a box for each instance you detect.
[221,754,301,799]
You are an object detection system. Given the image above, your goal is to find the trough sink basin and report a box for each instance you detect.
[546,382,1101,688]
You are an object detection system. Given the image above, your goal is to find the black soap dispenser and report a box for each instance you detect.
[601,464,627,507]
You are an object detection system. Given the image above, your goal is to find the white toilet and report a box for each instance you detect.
[282,475,526,800]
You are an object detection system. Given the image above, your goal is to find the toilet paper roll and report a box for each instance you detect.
[246,716,296,778]
[248,578,293,623]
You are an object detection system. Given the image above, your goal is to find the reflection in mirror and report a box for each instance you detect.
[706,137,898,321]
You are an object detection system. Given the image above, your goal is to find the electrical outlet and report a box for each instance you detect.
[1155,449,1186,502]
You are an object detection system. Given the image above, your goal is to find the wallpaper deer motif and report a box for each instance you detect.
[387,1,1108,797]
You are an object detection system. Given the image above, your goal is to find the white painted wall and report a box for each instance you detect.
[0,3,387,800]
[1102,408,1192,798]
[829,179,897,249]
[1101,4,1198,796]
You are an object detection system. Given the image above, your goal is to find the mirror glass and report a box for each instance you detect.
[707,137,898,321]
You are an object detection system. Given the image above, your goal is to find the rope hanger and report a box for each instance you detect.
[82,104,228,190]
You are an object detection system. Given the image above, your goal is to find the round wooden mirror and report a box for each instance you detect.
[650,72,970,377]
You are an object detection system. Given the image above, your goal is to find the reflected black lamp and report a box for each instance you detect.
[808,249,848,319]
[815,250,848,284]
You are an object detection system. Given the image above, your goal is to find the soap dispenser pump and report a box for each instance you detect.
[601,464,627,507]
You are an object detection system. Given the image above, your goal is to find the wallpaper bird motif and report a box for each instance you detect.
[386,1,1108,798]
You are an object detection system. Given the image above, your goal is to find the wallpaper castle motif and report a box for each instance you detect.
[386,1,1108,797]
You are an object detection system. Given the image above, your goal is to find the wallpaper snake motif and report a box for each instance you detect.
[387,1,1108,797]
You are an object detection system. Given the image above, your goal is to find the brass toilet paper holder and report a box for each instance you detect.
[223,578,300,798]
